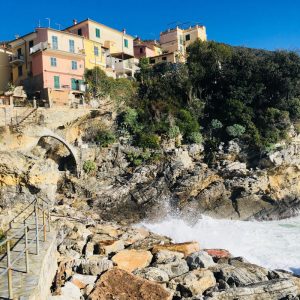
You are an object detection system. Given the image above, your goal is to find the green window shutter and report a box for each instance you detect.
[71,78,78,90]
[95,28,100,38]
[52,36,58,50]
[54,76,60,89]
[124,39,129,48]
[69,40,75,53]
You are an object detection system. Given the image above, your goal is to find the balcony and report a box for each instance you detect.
[9,54,25,65]
[30,42,49,54]
[106,58,139,77]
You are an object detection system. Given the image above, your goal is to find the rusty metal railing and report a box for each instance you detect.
[0,197,51,299]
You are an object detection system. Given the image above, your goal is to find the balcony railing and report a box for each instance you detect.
[30,42,49,55]
[9,54,24,65]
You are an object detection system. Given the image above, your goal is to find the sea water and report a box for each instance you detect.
[141,215,300,275]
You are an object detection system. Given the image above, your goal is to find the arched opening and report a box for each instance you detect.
[36,136,77,174]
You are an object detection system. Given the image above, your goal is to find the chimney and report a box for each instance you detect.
[122,28,126,34]
[73,19,78,25]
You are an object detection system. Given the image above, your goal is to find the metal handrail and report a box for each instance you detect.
[0,198,51,300]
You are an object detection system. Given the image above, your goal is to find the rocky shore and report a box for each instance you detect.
[48,215,300,300]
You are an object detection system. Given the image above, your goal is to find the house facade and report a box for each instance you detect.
[9,28,85,106]
[65,19,139,78]
[134,38,162,59]
[0,47,11,94]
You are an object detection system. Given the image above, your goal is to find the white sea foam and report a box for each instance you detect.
[140,215,300,274]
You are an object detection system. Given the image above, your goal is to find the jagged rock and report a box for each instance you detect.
[60,282,82,300]
[209,278,298,300]
[134,267,170,282]
[155,258,189,279]
[94,239,124,255]
[112,249,153,272]
[87,269,172,300]
[154,250,184,264]
[79,256,113,275]
[152,242,200,257]
[71,274,97,289]
[186,251,216,269]
[214,262,269,287]
[204,249,231,260]
[120,227,150,245]
[169,269,216,297]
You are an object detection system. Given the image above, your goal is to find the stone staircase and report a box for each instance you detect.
[0,198,57,300]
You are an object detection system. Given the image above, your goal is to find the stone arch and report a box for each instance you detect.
[37,132,79,175]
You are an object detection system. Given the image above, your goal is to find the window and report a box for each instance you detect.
[71,78,78,90]
[50,57,57,67]
[72,61,78,70]
[185,34,191,41]
[95,28,101,38]
[179,35,184,45]
[94,46,99,56]
[29,40,34,49]
[17,48,22,58]
[150,58,155,64]
[54,76,60,89]
[69,40,75,53]
[52,36,58,50]
[124,39,129,48]
[140,47,143,54]
[18,65,23,76]
[162,56,167,61]
[78,28,82,36]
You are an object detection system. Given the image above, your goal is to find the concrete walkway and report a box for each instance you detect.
[0,214,57,299]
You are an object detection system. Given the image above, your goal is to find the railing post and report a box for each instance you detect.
[6,240,13,300]
[24,225,29,273]
[43,211,47,242]
[48,209,51,232]
[34,205,40,255]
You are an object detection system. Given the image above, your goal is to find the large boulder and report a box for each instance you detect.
[169,269,216,297]
[112,249,153,272]
[134,267,169,282]
[209,279,298,300]
[155,258,189,279]
[186,251,216,269]
[79,256,113,276]
[152,242,200,257]
[87,269,172,300]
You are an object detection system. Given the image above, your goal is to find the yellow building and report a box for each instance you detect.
[0,47,12,94]
[9,32,37,86]
[84,39,106,70]
[65,19,139,78]
[159,24,207,61]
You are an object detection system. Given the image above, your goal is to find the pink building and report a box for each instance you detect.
[30,28,85,106]
[133,38,162,59]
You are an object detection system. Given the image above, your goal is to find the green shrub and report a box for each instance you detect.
[226,124,246,137]
[135,133,160,149]
[211,119,223,130]
[83,160,96,174]
[95,130,116,147]
[168,125,181,139]
[187,132,203,144]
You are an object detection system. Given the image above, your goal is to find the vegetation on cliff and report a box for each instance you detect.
[85,41,300,156]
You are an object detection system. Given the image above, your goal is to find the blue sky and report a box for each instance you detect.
[2,0,300,51]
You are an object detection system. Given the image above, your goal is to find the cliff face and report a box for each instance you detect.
[1,119,300,223]
[57,138,300,224]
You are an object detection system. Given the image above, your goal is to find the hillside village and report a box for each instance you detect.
[0,19,207,107]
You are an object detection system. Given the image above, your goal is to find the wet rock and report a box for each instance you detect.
[112,249,153,272]
[94,239,124,255]
[204,249,231,260]
[87,269,172,300]
[169,269,216,297]
[209,278,298,300]
[152,242,200,257]
[186,251,216,269]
